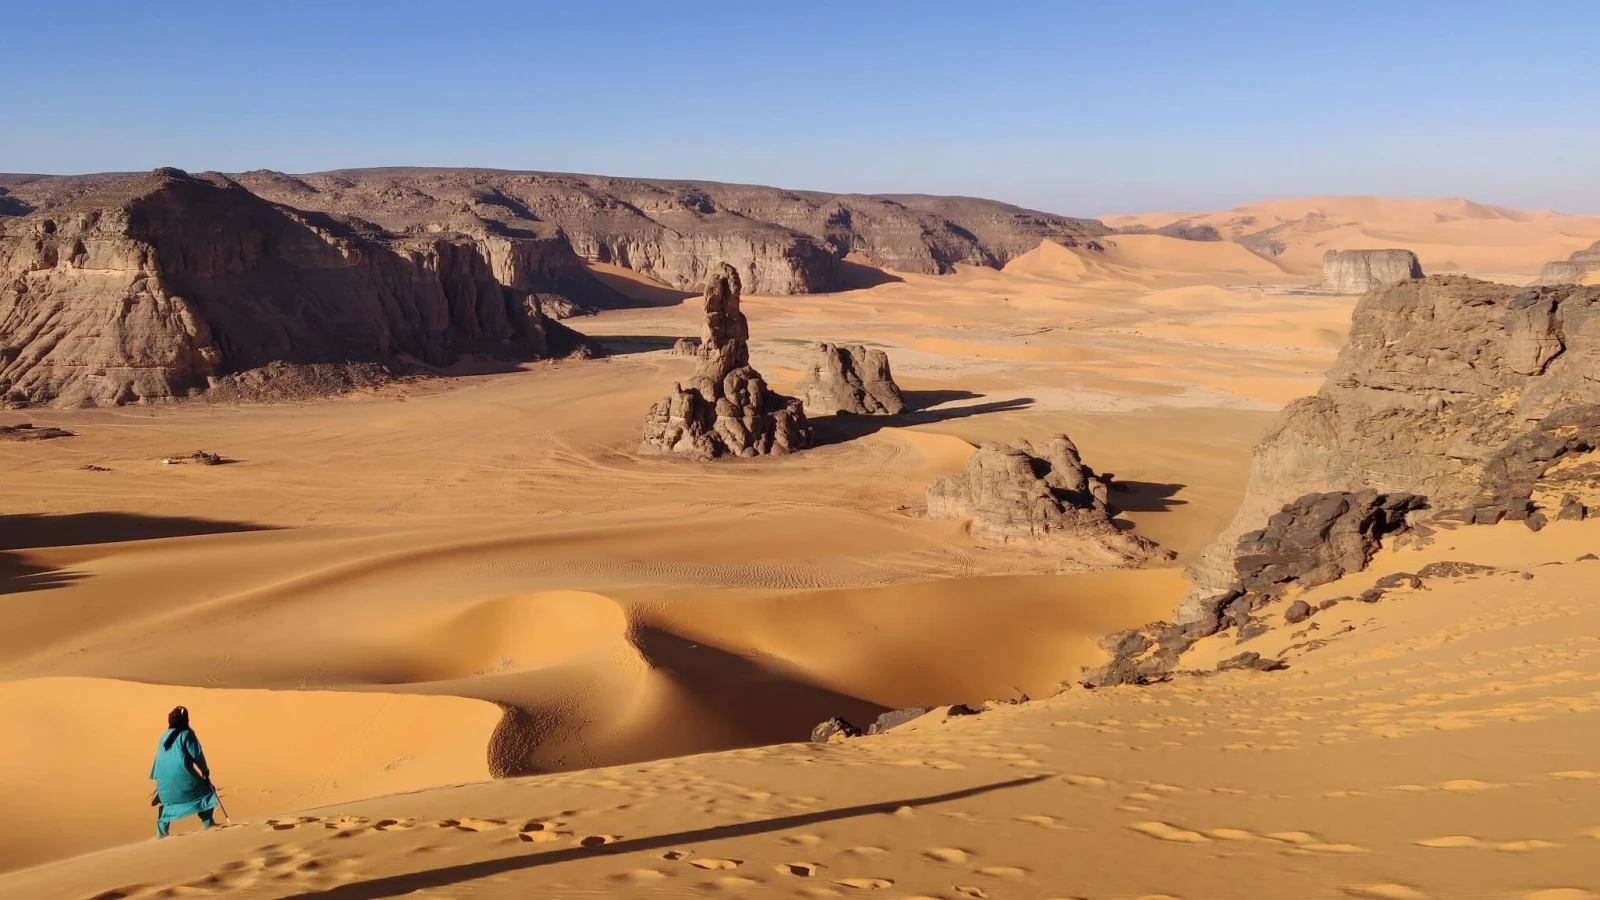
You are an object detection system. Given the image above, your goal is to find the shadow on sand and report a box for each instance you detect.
[0,512,276,552]
[275,776,1048,900]
[812,393,1035,445]
[592,334,694,356]
[1108,481,1188,514]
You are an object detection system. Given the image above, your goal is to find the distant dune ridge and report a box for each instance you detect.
[1105,195,1600,279]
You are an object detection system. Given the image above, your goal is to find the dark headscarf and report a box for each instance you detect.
[164,706,190,750]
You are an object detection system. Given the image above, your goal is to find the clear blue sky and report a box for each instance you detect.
[4,0,1596,216]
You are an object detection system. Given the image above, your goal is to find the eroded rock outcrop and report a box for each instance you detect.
[1183,276,1600,623]
[1536,240,1600,285]
[926,435,1169,567]
[0,169,598,407]
[640,264,811,459]
[1321,249,1423,293]
[795,343,906,415]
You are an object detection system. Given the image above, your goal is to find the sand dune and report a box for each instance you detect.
[1104,195,1600,281]
[6,519,1594,899]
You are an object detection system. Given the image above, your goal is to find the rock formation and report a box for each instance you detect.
[795,343,906,415]
[1321,249,1423,293]
[926,435,1170,567]
[669,337,699,356]
[1182,276,1600,625]
[1536,240,1600,285]
[640,264,812,459]
[0,169,599,407]
[0,169,1111,297]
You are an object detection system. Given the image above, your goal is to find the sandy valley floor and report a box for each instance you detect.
[2,213,1595,899]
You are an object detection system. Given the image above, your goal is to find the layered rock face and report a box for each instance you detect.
[927,435,1169,567]
[795,343,906,415]
[230,169,1110,294]
[0,169,595,407]
[1183,275,1600,622]
[1536,240,1600,285]
[640,264,811,459]
[1321,249,1423,293]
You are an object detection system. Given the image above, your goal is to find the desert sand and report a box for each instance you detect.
[1104,196,1600,283]
[2,226,1594,899]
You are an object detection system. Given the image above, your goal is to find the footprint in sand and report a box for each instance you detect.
[435,817,504,832]
[266,816,319,831]
[1416,835,1559,851]
[834,877,894,890]
[977,866,1029,878]
[579,834,620,848]
[517,821,571,843]
[1129,822,1209,843]
[611,869,671,882]
[777,862,821,877]
[691,858,741,870]
[711,875,761,890]
[1345,885,1433,899]
[373,818,414,831]
[783,833,826,847]
[924,847,969,863]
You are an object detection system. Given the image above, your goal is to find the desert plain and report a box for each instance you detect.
[3,194,1600,900]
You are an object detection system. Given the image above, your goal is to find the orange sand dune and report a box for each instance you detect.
[4,520,1594,899]
[1104,195,1600,280]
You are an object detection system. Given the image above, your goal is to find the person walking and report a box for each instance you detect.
[149,706,220,837]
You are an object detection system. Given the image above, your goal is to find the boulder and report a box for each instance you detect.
[1231,490,1425,601]
[1216,651,1287,673]
[670,337,699,356]
[795,343,906,415]
[926,434,1170,567]
[1321,249,1423,293]
[866,707,935,735]
[640,264,812,459]
[1284,600,1313,624]
[809,716,862,743]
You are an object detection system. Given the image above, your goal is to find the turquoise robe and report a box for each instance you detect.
[150,728,217,833]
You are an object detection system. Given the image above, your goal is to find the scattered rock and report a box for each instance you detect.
[1284,600,1313,624]
[1216,652,1287,673]
[1235,621,1271,643]
[1318,597,1348,610]
[78,464,110,472]
[1321,249,1423,293]
[795,343,906,415]
[191,450,223,466]
[1579,553,1599,562]
[1415,561,1505,579]
[926,434,1170,567]
[0,423,73,441]
[946,703,980,717]
[1557,494,1588,521]
[809,717,862,744]
[640,264,812,459]
[1525,510,1548,531]
[1374,572,1422,591]
[866,707,935,735]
